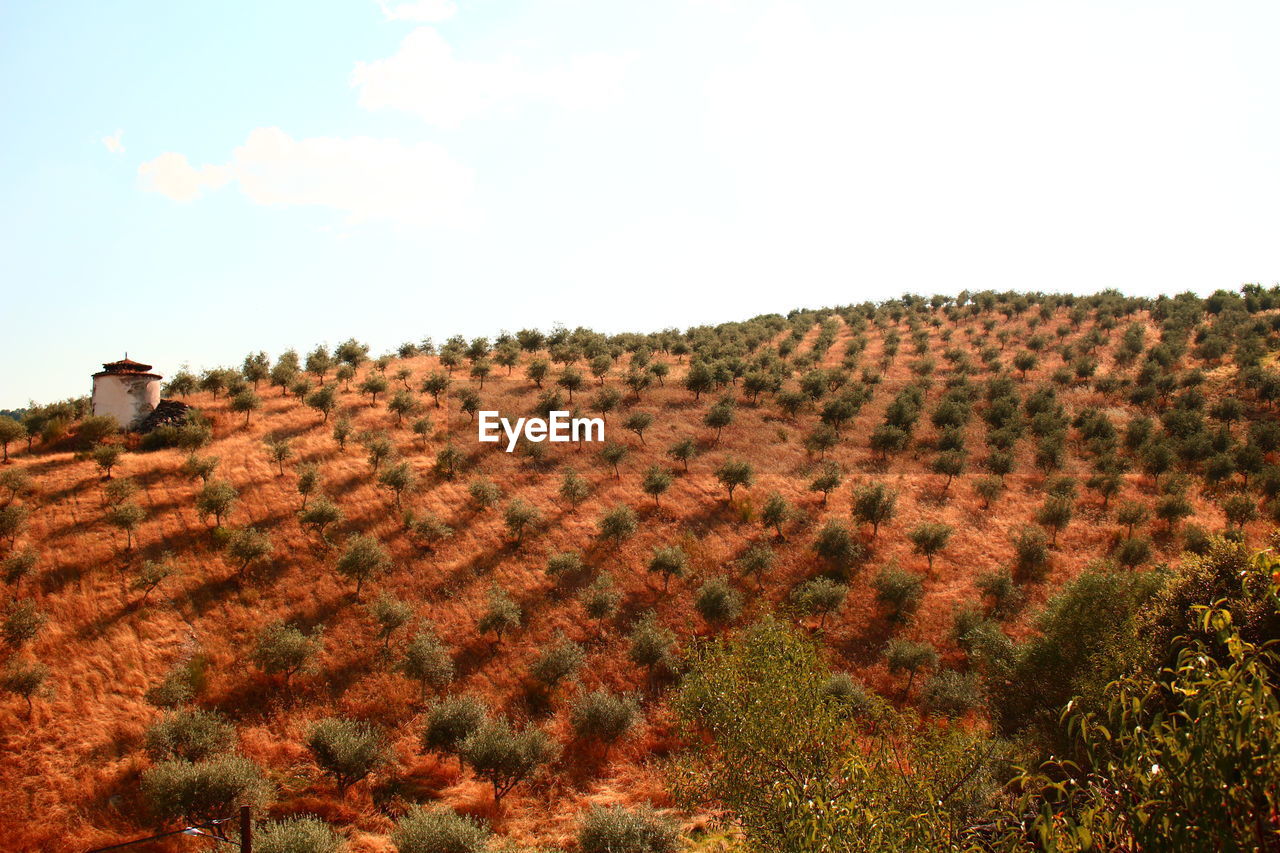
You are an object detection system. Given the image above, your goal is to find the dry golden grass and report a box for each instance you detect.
[0,307,1264,851]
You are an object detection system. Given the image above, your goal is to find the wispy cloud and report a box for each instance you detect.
[139,127,475,228]
[351,27,632,129]
[102,129,125,154]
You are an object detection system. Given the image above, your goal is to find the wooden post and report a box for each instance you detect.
[240,805,252,853]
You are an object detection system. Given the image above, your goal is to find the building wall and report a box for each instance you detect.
[92,375,160,429]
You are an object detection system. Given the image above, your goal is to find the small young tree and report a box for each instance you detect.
[421,695,485,760]
[885,638,938,696]
[307,717,387,794]
[388,390,421,427]
[931,450,966,495]
[106,500,146,551]
[666,437,697,472]
[224,526,272,580]
[362,433,394,474]
[624,411,654,444]
[391,807,490,853]
[812,519,862,569]
[478,586,522,645]
[529,632,585,691]
[570,690,640,760]
[296,463,319,510]
[2,599,47,647]
[852,482,897,538]
[230,389,262,426]
[760,492,791,538]
[0,504,29,548]
[378,461,419,507]
[0,467,33,504]
[1,657,50,716]
[648,545,688,592]
[251,621,321,686]
[1222,494,1258,531]
[92,444,122,479]
[809,461,843,506]
[467,478,502,512]
[1115,500,1149,538]
[546,550,586,583]
[789,578,847,629]
[907,522,953,571]
[628,611,676,685]
[459,717,558,808]
[2,548,38,586]
[525,359,550,388]
[263,436,293,477]
[974,476,1003,509]
[195,480,238,528]
[599,442,630,479]
[331,416,353,450]
[504,498,542,546]
[739,544,776,591]
[578,806,679,853]
[557,367,586,401]
[141,755,271,824]
[359,372,389,405]
[715,457,754,501]
[420,372,451,406]
[694,577,743,628]
[299,494,343,544]
[0,417,26,464]
[598,505,638,546]
[559,467,590,510]
[581,572,622,636]
[255,817,342,853]
[335,534,390,597]
[367,593,412,649]
[872,562,924,623]
[305,385,338,423]
[434,444,465,479]
[641,465,673,506]
[144,708,235,761]
[1035,495,1074,545]
[1012,525,1051,577]
[704,403,735,444]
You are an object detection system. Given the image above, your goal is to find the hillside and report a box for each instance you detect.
[2,289,1279,851]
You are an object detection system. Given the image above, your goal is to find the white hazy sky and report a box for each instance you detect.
[2,0,1278,407]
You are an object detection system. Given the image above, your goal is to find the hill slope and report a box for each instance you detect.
[2,290,1278,851]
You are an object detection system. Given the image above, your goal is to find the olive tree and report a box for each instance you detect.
[852,482,897,538]
[714,457,754,501]
[477,586,522,645]
[306,717,387,794]
[578,805,678,853]
[250,621,322,687]
[459,717,558,807]
[391,807,490,853]
[422,694,486,760]
[789,578,847,629]
[907,522,953,571]
[647,545,688,592]
[224,527,272,580]
[195,480,238,528]
[255,817,342,853]
[335,534,390,597]
[598,504,638,546]
[0,416,27,463]
[569,690,640,760]
[694,577,743,628]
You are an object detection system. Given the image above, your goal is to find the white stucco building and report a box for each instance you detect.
[92,357,161,429]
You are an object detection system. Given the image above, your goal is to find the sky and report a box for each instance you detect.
[2,0,1279,408]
